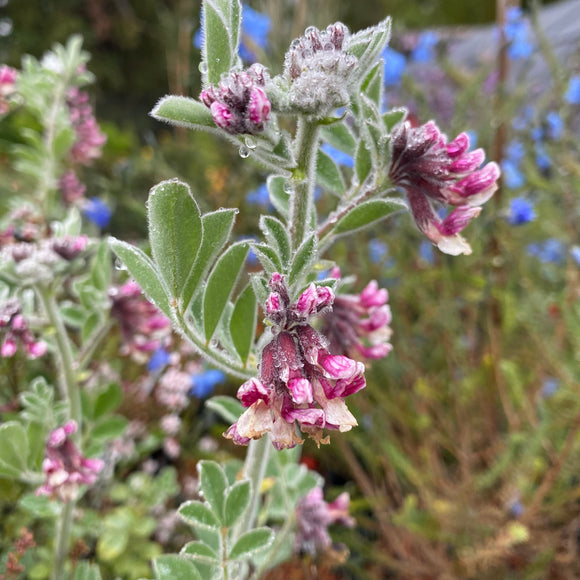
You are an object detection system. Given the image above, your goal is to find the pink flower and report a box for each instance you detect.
[59,170,86,204]
[225,274,365,449]
[322,280,392,361]
[0,299,47,360]
[0,64,17,114]
[294,487,355,556]
[389,120,500,255]
[200,64,270,134]
[66,88,106,164]
[36,420,104,502]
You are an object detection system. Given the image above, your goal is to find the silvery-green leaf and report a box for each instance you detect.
[316,149,346,197]
[321,123,357,157]
[203,242,249,342]
[252,243,282,275]
[333,198,406,235]
[151,96,217,133]
[148,180,202,302]
[198,461,228,522]
[228,528,274,561]
[361,60,383,109]
[153,555,202,580]
[206,396,245,424]
[230,284,257,365]
[180,541,219,564]
[288,234,317,287]
[0,422,29,478]
[109,238,171,317]
[223,479,251,527]
[178,500,221,529]
[355,140,373,186]
[259,216,291,267]
[346,17,391,84]
[383,108,407,133]
[183,208,237,312]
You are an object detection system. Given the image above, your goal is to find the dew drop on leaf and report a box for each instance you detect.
[239,145,250,159]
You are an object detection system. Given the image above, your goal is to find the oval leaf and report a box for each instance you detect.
[224,479,251,527]
[151,96,216,132]
[267,176,290,218]
[108,238,171,317]
[205,395,245,424]
[203,242,249,342]
[181,541,219,564]
[260,216,291,266]
[228,528,274,561]
[333,198,406,235]
[198,461,228,522]
[316,149,346,196]
[153,555,202,580]
[178,500,221,529]
[289,234,317,287]
[230,284,257,365]
[0,422,29,478]
[148,180,202,301]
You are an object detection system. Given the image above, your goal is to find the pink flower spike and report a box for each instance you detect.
[451,162,501,205]
[359,281,388,308]
[448,148,485,174]
[288,377,313,404]
[446,132,470,158]
[319,353,360,380]
[249,86,271,125]
[26,340,47,359]
[210,101,233,130]
[266,292,281,314]
[0,65,17,86]
[1,339,17,357]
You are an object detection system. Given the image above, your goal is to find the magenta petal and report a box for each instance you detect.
[446,132,470,157]
[436,206,481,235]
[237,377,270,407]
[286,407,325,426]
[318,353,360,380]
[449,149,485,173]
[288,377,313,404]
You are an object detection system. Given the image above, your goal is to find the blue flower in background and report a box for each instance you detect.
[534,143,551,171]
[411,31,438,63]
[505,7,534,60]
[530,127,544,142]
[512,105,534,131]
[565,76,580,105]
[368,239,388,264]
[82,197,112,229]
[570,246,580,266]
[501,159,525,189]
[246,183,271,208]
[506,197,535,226]
[321,143,354,168]
[506,140,525,162]
[545,111,563,140]
[382,47,406,86]
[419,240,435,264]
[541,378,559,398]
[148,347,171,372]
[190,369,226,398]
[527,239,565,264]
[465,130,478,149]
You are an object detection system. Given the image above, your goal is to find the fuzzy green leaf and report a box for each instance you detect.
[383,108,407,132]
[333,198,406,235]
[180,541,219,564]
[93,383,123,419]
[321,123,357,157]
[153,555,202,580]
[289,234,317,287]
[148,180,202,302]
[183,209,237,312]
[224,480,251,527]
[316,149,346,197]
[108,238,171,317]
[151,95,216,132]
[361,61,383,108]
[230,283,257,364]
[267,176,290,218]
[260,216,291,266]
[206,395,245,424]
[198,461,228,522]
[252,243,283,275]
[73,562,102,580]
[203,242,249,342]
[355,139,373,185]
[228,528,274,560]
[178,500,221,529]
[347,17,391,84]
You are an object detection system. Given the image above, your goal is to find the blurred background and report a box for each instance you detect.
[2,0,580,578]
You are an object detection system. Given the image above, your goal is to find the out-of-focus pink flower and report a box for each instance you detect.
[36,420,104,502]
[109,281,170,360]
[66,87,106,164]
[155,368,191,411]
[50,235,89,261]
[225,273,365,450]
[200,64,270,134]
[294,487,355,556]
[0,299,47,360]
[0,65,17,114]
[59,170,86,204]
[389,120,500,255]
[322,280,392,360]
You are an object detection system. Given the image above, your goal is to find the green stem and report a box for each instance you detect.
[232,437,271,542]
[36,285,81,580]
[52,501,74,580]
[290,118,320,251]
[173,310,255,380]
[76,319,114,371]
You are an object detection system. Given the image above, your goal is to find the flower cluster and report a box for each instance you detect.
[36,421,104,502]
[322,280,392,360]
[0,298,47,359]
[389,120,500,255]
[109,280,170,361]
[200,63,270,134]
[282,23,357,115]
[294,487,354,556]
[66,87,107,164]
[59,169,87,204]
[225,273,365,449]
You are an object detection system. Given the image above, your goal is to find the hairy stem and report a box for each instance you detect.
[290,118,320,251]
[52,501,74,580]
